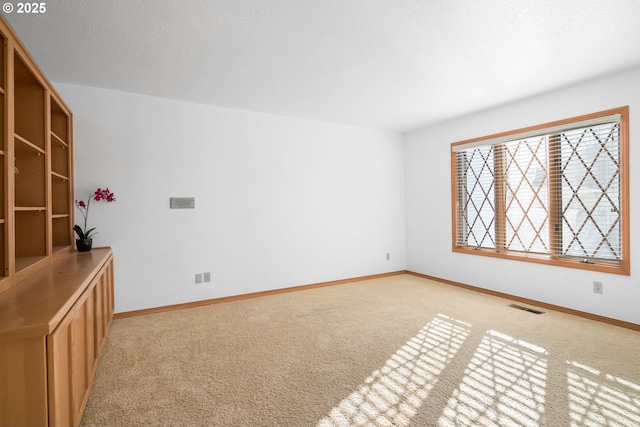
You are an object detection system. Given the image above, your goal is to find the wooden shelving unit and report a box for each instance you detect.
[0,16,74,288]
[0,15,113,427]
[50,95,72,254]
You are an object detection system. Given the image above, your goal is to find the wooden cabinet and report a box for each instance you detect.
[48,283,96,427]
[0,248,114,427]
[0,14,74,293]
[0,15,112,427]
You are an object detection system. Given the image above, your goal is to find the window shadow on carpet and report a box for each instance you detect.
[317,316,640,427]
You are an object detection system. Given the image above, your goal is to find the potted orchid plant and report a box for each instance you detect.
[74,187,116,252]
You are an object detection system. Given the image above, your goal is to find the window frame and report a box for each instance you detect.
[450,106,630,275]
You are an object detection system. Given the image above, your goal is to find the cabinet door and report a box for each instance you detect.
[0,336,48,426]
[48,308,73,427]
[94,259,114,357]
[71,285,95,424]
[92,275,104,370]
[48,285,95,427]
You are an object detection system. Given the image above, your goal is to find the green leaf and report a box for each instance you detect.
[73,225,85,239]
[74,225,98,239]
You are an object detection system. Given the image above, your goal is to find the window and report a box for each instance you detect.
[451,107,629,275]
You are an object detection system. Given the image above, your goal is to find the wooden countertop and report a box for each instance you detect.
[0,247,113,342]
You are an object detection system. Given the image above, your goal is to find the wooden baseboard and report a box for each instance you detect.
[405,270,640,332]
[114,271,406,319]
[115,269,639,331]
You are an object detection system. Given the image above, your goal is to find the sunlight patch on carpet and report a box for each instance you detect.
[438,329,548,427]
[566,360,640,427]
[317,314,472,427]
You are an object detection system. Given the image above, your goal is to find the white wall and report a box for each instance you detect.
[58,65,639,323]
[405,66,640,324]
[55,83,406,313]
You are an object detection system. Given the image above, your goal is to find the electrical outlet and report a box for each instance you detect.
[593,281,603,294]
[204,272,211,282]
[386,253,390,261]
[195,273,203,284]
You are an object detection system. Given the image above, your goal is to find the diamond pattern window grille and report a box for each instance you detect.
[453,111,625,268]
[458,147,496,248]
[504,137,550,255]
[559,124,621,260]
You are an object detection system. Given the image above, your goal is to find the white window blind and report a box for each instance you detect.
[452,110,626,267]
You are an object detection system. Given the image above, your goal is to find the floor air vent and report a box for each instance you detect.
[509,304,544,315]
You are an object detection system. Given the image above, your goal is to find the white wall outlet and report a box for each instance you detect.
[593,281,603,294]
[386,253,390,261]
[204,272,211,282]
[195,273,203,284]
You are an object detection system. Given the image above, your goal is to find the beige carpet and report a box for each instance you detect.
[80,274,640,427]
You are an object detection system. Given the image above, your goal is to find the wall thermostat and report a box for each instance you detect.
[170,197,195,209]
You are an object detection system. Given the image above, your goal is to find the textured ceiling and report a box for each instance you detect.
[5,0,640,132]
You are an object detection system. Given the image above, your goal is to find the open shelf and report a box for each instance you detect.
[15,136,46,207]
[52,175,70,215]
[52,215,71,249]
[15,255,46,272]
[15,210,46,271]
[14,53,45,151]
[51,138,69,177]
[50,97,69,144]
